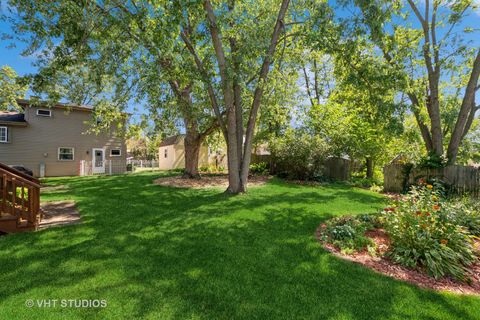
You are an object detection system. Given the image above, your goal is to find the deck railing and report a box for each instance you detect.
[0,163,41,230]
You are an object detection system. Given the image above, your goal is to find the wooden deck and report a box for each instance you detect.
[0,163,42,233]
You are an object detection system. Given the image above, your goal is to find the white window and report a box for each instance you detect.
[0,127,8,142]
[110,149,121,156]
[36,109,52,117]
[164,148,168,158]
[58,147,74,161]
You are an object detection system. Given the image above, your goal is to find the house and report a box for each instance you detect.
[158,135,211,170]
[0,99,127,177]
[158,135,274,171]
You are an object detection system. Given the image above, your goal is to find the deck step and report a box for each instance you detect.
[0,213,17,221]
[0,213,38,233]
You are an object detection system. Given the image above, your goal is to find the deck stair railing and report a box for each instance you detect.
[0,163,41,233]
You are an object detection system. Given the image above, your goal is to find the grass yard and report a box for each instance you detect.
[1,172,479,319]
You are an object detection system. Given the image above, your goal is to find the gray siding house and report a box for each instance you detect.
[0,99,126,177]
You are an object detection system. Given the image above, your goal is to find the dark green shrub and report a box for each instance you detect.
[270,131,329,180]
[417,151,447,169]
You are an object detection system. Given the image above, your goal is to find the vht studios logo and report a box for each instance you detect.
[25,299,107,308]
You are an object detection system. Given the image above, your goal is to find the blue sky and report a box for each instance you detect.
[0,1,479,118]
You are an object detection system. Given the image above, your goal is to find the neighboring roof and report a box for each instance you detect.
[159,134,185,147]
[0,111,27,126]
[0,111,26,122]
[16,98,94,112]
[389,153,408,165]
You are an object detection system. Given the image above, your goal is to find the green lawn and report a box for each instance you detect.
[1,172,479,319]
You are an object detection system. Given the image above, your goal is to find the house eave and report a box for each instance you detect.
[16,98,94,113]
[0,121,28,127]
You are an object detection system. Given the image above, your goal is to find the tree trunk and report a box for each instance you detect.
[238,0,291,192]
[225,107,244,193]
[447,50,480,164]
[366,157,373,179]
[183,132,201,179]
[204,0,290,194]
[427,92,444,156]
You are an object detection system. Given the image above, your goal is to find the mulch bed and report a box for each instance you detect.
[153,174,270,189]
[316,225,480,295]
[39,201,81,230]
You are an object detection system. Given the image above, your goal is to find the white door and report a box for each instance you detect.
[92,148,105,174]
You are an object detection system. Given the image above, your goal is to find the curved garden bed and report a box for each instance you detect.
[316,224,480,295]
[316,180,480,295]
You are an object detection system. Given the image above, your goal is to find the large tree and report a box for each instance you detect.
[177,0,293,193]
[3,0,294,187]
[2,0,222,178]
[340,0,480,164]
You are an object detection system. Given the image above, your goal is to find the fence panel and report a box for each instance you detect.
[383,164,406,193]
[384,164,480,196]
[324,157,351,181]
[79,159,160,175]
[127,160,159,169]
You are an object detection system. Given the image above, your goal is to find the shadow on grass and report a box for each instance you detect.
[0,173,478,319]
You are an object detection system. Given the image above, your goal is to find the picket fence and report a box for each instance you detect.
[79,159,159,176]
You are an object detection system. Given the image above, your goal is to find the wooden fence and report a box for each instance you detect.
[253,155,351,181]
[324,157,351,181]
[384,164,480,196]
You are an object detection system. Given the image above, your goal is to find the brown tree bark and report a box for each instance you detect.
[366,157,374,179]
[183,131,201,179]
[169,80,219,179]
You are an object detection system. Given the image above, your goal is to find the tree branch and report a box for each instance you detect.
[179,30,227,136]
[302,64,315,107]
[241,0,291,180]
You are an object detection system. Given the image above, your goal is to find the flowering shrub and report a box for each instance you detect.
[382,181,477,280]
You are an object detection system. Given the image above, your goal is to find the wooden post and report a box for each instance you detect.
[2,173,6,214]
[11,178,16,216]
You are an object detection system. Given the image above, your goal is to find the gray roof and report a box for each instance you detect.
[159,134,185,147]
[16,98,94,111]
[0,111,26,123]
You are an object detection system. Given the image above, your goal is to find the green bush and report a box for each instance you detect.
[446,198,480,237]
[270,130,329,180]
[349,176,376,188]
[199,165,220,173]
[382,182,477,280]
[417,151,447,169]
[249,162,269,176]
[320,215,377,254]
